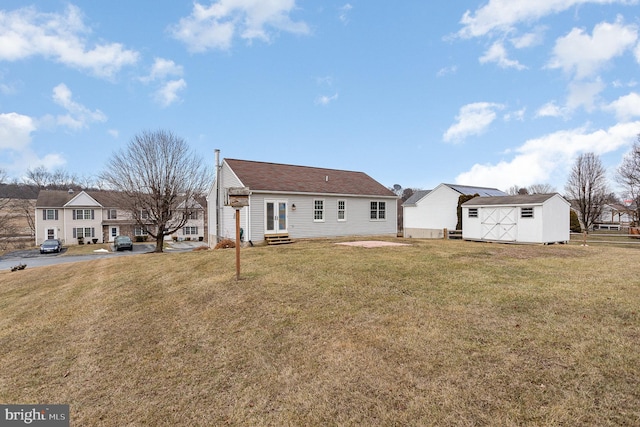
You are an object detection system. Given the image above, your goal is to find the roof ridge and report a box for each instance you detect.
[225,158,365,174]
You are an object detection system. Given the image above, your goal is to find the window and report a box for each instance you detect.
[337,200,346,221]
[187,210,198,220]
[183,226,198,235]
[73,227,95,238]
[521,207,534,218]
[107,209,117,219]
[73,209,94,220]
[314,200,324,222]
[134,227,148,236]
[370,201,386,220]
[43,209,58,220]
[468,208,478,218]
[140,210,150,220]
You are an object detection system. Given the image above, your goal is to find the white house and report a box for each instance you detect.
[594,203,634,230]
[402,183,507,238]
[461,193,570,244]
[207,157,398,244]
[35,189,206,245]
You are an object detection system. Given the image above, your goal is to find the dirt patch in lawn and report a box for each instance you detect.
[335,241,412,248]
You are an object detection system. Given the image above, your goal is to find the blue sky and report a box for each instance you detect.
[1,1,640,194]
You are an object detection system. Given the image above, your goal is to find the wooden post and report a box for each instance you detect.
[443,228,448,240]
[235,208,241,280]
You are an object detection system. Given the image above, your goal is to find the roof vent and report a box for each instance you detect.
[325,175,329,182]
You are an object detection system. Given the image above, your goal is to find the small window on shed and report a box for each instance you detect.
[468,208,478,218]
[521,207,534,218]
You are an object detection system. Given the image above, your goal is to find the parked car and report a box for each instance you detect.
[113,235,133,251]
[40,239,63,254]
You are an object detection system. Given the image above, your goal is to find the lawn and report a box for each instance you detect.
[1,238,638,426]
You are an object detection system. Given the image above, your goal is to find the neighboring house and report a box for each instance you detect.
[461,193,570,244]
[35,189,206,245]
[402,183,507,238]
[207,158,398,244]
[594,203,634,230]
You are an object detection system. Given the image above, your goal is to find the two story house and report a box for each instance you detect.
[35,189,206,245]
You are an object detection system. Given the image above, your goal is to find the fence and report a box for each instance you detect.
[569,230,640,246]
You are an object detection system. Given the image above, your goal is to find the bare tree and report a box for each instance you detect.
[100,129,212,252]
[528,183,556,194]
[507,185,529,195]
[616,136,640,225]
[565,152,608,232]
[24,166,84,190]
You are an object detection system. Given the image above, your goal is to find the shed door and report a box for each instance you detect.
[481,207,517,241]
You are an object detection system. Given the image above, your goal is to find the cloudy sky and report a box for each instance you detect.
[1,1,639,193]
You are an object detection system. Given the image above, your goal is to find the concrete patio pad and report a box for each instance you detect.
[335,241,411,248]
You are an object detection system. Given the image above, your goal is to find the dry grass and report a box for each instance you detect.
[1,238,638,426]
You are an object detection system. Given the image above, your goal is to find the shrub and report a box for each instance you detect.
[569,210,582,233]
[214,239,235,249]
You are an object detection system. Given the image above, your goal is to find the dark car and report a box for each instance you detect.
[40,239,63,254]
[113,235,133,251]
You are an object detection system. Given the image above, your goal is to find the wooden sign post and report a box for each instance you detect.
[226,187,250,280]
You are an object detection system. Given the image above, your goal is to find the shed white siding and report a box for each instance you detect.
[462,194,570,244]
[403,183,506,238]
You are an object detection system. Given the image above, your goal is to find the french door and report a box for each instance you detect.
[265,200,287,234]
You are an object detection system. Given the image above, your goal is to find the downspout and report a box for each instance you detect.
[214,149,221,243]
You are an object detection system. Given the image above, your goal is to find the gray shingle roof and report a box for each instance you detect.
[462,193,559,206]
[402,190,431,206]
[445,184,507,197]
[36,190,122,208]
[225,159,396,197]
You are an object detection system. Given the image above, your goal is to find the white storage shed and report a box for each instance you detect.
[462,193,570,244]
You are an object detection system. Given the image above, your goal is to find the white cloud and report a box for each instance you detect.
[315,93,338,106]
[455,121,640,189]
[155,79,187,108]
[536,101,566,118]
[339,4,353,24]
[443,102,504,143]
[142,58,184,83]
[108,129,119,138]
[170,0,310,53]
[566,79,606,112]
[437,65,458,77]
[0,112,65,175]
[547,18,638,79]
[457,0,638,39]
[52,83,107,129]
[604,92,640,120]
[0,5,138,78]
[510,28,545,48]
[0,112,34,151]
[504,108,526,121]
[479,41,527,69]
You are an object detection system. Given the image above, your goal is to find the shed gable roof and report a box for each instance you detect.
[462,193,561,206]
[225,158,396,197]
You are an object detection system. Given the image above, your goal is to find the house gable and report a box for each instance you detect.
[65,191,102,207]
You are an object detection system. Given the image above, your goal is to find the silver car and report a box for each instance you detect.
[113,235,133,251]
